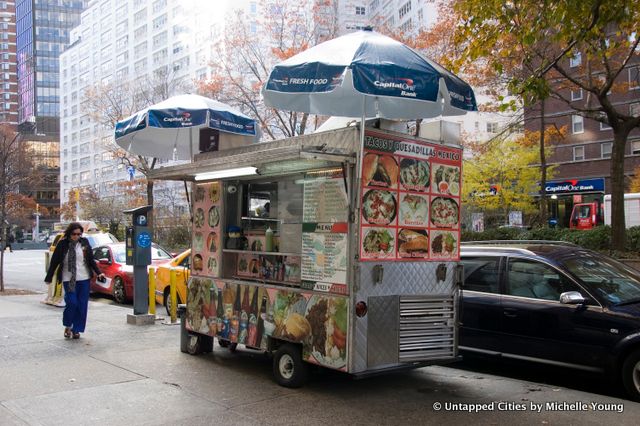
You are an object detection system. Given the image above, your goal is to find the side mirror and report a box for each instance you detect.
[99,259,111,265]
[560,291,585,305]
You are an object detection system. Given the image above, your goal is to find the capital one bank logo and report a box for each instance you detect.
[163,111,193,126]
[374,77,416,97]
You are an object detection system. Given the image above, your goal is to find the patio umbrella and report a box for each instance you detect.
[262,28,477,120]
[115,94,258,160]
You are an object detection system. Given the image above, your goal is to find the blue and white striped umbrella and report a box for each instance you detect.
[262,28,477,119]
[115,94,257,160]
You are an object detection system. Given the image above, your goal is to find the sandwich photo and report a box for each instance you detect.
[362,153,399,188]
[398,228,429,258]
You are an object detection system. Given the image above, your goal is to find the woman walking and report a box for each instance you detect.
[44,222,105,339]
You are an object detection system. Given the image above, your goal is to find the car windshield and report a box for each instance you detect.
[85,233,118,248]
[110,245,171,263]
[560,254,640,305]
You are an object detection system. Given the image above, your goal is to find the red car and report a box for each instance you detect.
[91,242,173,303]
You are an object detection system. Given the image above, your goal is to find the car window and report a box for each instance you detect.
[462,257,500,294]
[506,259,579,301]
[111,246,127,263]
[85,233,118,248]
[560,254,640,305]
[93,247,111,262]
[179,255,190,268]
[152,246,172,260]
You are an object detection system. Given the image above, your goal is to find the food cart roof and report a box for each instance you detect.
[148,126,360,181]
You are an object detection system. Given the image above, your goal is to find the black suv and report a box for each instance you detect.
[459,240,640,401]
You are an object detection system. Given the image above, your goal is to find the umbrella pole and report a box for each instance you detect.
[184,180,192,221]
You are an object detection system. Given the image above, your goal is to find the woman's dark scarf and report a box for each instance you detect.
[67,239,79,292]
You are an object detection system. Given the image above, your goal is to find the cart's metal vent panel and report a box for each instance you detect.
[398,296,455,362]
[366,296,399,367]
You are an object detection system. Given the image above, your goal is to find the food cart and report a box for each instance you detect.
[149,123,463,387]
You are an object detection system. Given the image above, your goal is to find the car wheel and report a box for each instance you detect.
[112,276,126,304]
[622,349,640,401]
[164,288,181,316]
[272,343,308,388]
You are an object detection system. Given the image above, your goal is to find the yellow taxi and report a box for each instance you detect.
[154,248,190,315]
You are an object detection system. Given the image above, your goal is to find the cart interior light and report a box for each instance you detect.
[194,167,258,181]
[355,301,368,317]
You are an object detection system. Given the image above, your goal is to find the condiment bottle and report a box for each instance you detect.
[265,227,273,252]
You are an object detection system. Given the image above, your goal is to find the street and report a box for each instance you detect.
[0,249,637,410]
[0,293,638,426]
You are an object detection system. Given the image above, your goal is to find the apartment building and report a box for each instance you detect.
[525,52,640,227]
[59,0,224,203]
[0,0,17,127]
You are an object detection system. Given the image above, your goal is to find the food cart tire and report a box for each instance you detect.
[273,343,308,388]
[186,333,213,355]
[218,339,238,352]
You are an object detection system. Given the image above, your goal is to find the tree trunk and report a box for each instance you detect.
[609,128,629,251]
[538,100,548,224]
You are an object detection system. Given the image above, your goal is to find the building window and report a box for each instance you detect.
[153,14,167,30]
[569,52,581,67]
[632,140,640,155]
[600,120,612,130]
[631,102,640,117]
[571,115,584,134]
[570,88,583,101]
[573,146,585,161]
[399,1,411,19]
[601,142,612,159]
[630,66,639,90]
[486,122,498,133]
[355,6,365,15]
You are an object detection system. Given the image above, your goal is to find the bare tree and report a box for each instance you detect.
[82,69,193,229]
[196,0,340,140]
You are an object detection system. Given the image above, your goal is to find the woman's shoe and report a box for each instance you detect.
[72,332,80,339]
[64,328,71,339]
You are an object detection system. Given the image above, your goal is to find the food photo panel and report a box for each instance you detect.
[361,189,398,226]
[360,227,396,260]
[399,158,430,192]
[397,228,429,259]
[430,230,459,259]
[430,196,460,229]
[398,193,429,227]
[431,163,461,197]
[362,152,399,189]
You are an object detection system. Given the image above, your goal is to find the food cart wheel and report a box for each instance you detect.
[218,339,238,352]
[186,334,213,355]
[273,343,308,388]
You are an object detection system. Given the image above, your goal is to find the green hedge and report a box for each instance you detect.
[462,225,640,257]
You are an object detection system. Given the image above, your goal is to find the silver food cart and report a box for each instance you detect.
[149,123,463,387]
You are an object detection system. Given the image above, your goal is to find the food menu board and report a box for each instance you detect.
[191,182,222,277]
[359,131,462,261]
[301,170,349,295]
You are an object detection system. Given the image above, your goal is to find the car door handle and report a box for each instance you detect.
[503,308,518,318]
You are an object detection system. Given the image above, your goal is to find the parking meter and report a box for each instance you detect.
[124,205,153,315]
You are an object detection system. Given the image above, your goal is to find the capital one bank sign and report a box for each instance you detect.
[544,178,605,194]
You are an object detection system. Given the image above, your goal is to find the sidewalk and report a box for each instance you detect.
[1,294,640,426]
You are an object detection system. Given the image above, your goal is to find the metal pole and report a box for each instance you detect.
[170,269,178,323]
[148,267,156,315]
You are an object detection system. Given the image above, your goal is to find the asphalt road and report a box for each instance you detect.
[1,249,49,293]
[0,248,635,404]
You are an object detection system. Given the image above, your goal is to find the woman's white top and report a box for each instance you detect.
[62,243,90,282]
